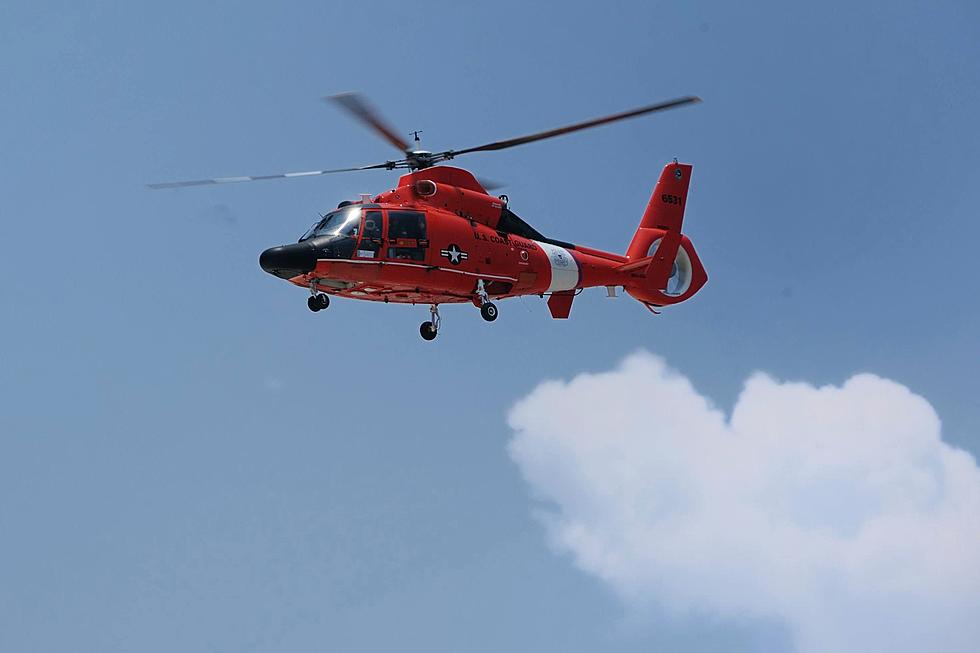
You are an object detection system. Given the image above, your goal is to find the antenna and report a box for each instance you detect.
[408,130,424,155]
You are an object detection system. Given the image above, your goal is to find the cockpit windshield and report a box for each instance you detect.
[299,206,362,241]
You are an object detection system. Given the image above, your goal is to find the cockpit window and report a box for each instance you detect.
[355,210,383,259]
[299,206,362,241]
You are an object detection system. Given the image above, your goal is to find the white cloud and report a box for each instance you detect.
[507,351,980,653]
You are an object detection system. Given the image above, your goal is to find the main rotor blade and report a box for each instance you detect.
[476,176,505,192]
[147,162,392,189]
[448,95,701,157]
[327,92,409,153]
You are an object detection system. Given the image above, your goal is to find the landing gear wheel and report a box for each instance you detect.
[420,304,441,341]
[420,321,438,341]
[307,293,330,312]
[480,301,498,322]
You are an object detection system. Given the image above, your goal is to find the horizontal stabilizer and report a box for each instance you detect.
[616,256,653,274]
[645,230,683,291]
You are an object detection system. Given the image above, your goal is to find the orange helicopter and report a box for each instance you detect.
[151,93,706,340]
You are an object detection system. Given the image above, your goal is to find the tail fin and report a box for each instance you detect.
[624,162,706,304]
[627,161,692,258]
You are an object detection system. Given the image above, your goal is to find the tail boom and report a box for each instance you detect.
[530,160,707,317]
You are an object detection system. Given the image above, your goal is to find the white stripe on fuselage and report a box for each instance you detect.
[534,241,579,292]
[316,258,517,282]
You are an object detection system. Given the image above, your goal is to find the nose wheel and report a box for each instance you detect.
[308,292,330,312]
[307,280,331,312]
[420,304,441,341]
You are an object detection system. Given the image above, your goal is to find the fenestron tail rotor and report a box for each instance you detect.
[148,93,700,189]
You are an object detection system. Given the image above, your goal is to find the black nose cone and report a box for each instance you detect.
[259,243,316,279]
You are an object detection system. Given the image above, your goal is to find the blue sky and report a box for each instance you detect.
[1,1,978,651]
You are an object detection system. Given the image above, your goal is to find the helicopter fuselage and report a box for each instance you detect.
[258,164,707,319]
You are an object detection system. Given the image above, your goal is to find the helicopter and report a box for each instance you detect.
[150,93,707,340]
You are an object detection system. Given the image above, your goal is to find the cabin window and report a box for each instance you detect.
[387,211,427,261]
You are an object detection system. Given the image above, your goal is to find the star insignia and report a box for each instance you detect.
[440,244,469,265]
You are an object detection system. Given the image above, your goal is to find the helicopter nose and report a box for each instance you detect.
[259,243,316,279]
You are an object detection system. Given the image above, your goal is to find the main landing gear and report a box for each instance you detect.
[480,302,498,322]
[476,279,498,322]
[416,280,502,341]
[420,304,441,341]
[418,292,498,341]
